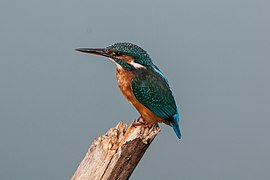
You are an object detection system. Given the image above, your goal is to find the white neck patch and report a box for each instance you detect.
[130,61,146,69]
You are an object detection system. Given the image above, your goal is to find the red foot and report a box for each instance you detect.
[111,117,152,151]
[132,117,151,128]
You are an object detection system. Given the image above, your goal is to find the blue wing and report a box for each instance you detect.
[131,68,181,138]
[132,70,176,121]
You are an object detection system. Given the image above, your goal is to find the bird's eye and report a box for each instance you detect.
[114,51,122,56]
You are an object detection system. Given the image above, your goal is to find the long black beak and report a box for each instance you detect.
[75,48,112,58]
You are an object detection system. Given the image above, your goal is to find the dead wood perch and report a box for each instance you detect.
[71,121,160,180]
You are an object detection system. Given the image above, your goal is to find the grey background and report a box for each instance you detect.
[1,0,270,179]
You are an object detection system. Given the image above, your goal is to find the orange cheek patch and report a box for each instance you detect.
[116,55,134,63]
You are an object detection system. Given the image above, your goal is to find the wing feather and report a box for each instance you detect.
[131,69,177,123]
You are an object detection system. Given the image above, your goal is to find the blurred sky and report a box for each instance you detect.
[1,0,270,179]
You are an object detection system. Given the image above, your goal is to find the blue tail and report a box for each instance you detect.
[172,122,181,139]
[171,109,181,139]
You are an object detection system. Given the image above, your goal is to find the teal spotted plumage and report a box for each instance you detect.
[108,42,153,67]
[132,68,181,138]
[132,69,176,120]
[76,42,181,139]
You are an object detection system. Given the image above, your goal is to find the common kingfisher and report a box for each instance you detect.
[76,42,181,139]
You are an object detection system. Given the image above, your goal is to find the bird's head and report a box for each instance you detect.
[76,42,153,70]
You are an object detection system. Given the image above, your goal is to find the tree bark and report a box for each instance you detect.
[71,121,160,180]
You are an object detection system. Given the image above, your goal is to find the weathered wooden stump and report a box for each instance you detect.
[71,121,160,180]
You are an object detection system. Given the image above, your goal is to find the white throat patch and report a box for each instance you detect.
[109,58,123,69]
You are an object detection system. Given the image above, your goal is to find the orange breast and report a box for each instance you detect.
[116,68,168,125]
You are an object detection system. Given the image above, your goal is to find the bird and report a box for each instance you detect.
[75,42,181,139]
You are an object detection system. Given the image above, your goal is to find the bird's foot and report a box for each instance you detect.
[133,116,144,124]
[110,117,151,151]
[132,122,151,128]
[132,116,151,128]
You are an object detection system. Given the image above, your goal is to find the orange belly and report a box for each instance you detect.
[116,68,168,125]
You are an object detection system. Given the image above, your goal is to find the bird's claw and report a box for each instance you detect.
[132,117,151,128]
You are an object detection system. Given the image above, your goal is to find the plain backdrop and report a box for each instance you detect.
[1,0,270,179]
